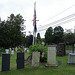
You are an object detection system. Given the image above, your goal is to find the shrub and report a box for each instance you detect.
[29,44,47,62]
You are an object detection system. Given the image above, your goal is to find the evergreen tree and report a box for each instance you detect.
[53,26,64,43]
[37,33,41,43]
[45,27,53,44]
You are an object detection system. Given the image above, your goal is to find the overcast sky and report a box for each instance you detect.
[0,0,75,38]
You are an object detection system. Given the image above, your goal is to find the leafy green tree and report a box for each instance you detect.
[37,33,41,43]
[53,26,64,44]
[64,33,75,44]
[7,14,25,47]
[41,38,45,42]
[0,13,25,48]
[45,27,53,44]
[26,35,33,47]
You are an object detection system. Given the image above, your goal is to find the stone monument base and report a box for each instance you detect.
[67,53,75,65]
[45,64,58,67]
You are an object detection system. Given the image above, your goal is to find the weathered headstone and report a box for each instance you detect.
[11,50,14,55]
[45,45,58,67]
[32,51,40,67]
[24,48,27,52]
[17,53,24,69]
[57,60,62,65]
[15,47,17,51]
[5,49,9,54]
[9,48,11,52]
[67,53,75,65]
[57,43,66,56]
[2,54,10,72]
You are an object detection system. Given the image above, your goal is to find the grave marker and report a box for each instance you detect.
[5,49,9,54]
[15,47,17,51]
[32,51,40,67]
[11,50,14,55]
[17,53,24,69]
[46,45,58,67]
[67,53,75,65]
[2,54,10,72]
[9,48,11,52]
[57,43,66,56]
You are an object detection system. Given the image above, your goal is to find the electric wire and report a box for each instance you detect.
[38,14,75,32]
[39,4,75,25]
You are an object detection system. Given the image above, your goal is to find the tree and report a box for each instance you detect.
[53,26,64,43]
[45,27,53,44]
[26,35,33,47]
[64,33,75,44]
[37,33,41,43]
[0,13,25,48]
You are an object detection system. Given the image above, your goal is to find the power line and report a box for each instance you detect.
[40,4,75,25]
[38,13,75,30]
[47,4,75,21]
[52,17,75,27]
[38,18,75,32]
[38,15,75,32]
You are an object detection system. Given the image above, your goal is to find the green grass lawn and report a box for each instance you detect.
[66,45,75,50]
[0,52,75,75]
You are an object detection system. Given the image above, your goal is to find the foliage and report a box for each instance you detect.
[53,26,64,43]
[41,38,45,42]
[45,27,53,44]
[0,47,5,52]
[64,33,75,44]
[0,13,25,48]
[26,35,33,47]
[29,44,47,62]
[45,26,64,44]
[37,33,41,43]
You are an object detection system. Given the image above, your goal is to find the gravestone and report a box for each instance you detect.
[9,48,11,52]
[67,53,75,65]
[15,47,17,51]
[24,48,27,52]
[45,45,58,67]
[57,60,62,65]
[17,52,24,69]
[2,54,10,72]
[5,49,9,54]
[57,43,66,56]
[11,50,14,55]
[32,51,40,67]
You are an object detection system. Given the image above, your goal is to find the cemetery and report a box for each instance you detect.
[0,1,75,75]
[0,45,75,75]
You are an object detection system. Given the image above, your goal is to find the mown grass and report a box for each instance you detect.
[0,52,75,75]
[66,45,75,50]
